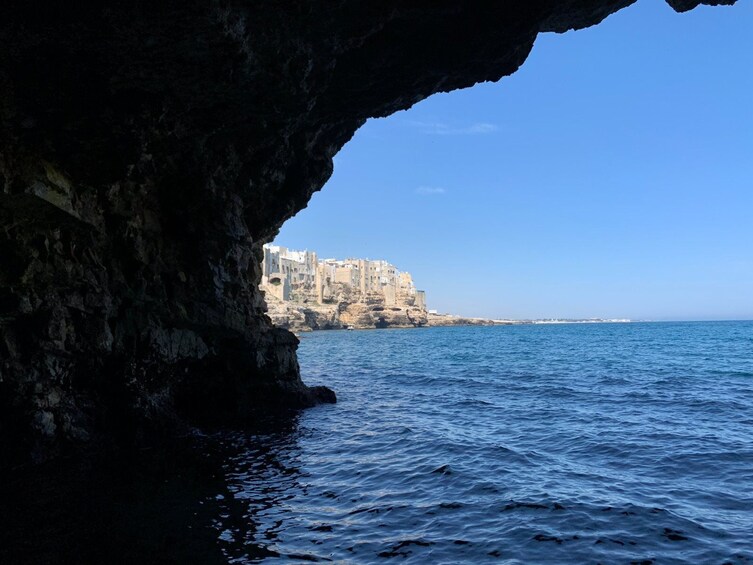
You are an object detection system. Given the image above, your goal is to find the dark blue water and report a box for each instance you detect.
[216,322,753,563]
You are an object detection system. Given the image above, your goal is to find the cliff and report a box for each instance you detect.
[426,313,513,327]
[265,294,428,332]
[264,295,514,332]
[0,1,735,463]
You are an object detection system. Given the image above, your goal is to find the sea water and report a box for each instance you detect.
[215,321,753,563]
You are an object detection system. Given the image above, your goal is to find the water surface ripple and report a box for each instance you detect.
[214,322,753,564]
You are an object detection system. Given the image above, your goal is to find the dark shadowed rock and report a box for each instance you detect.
[0,0,736,463]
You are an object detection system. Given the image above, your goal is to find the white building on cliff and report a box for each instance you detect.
[262,245,318,301]
[261,243,426,309]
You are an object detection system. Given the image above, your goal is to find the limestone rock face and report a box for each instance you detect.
[339,303,428,330]
[426,313,506,327]
[265,297,342,332]
[0,1,735,461]
[265,294,428,332]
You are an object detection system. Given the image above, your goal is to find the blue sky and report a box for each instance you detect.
[275,0,753,321]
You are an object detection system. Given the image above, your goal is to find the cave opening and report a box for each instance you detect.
[0,0,747,470]
[1,1,752,563]
[265,0,752,338]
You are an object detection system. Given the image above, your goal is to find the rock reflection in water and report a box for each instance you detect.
[210,415,312,562]
[0,414,305,564]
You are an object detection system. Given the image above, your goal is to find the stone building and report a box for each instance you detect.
[261,244,427,310]
[415,290,427,310]
[262,245,318,290]
[265,272,291,301]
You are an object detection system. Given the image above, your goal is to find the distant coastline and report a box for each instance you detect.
[520,318,632,324]
[260,243,632,332]
[264,296,631,333]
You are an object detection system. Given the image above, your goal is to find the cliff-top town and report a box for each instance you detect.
[260,244,629,331]
[260,244,446,331]
[262,245,426,310]
[261,244,510,331]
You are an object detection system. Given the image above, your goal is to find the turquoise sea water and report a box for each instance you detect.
[216,321,753,563]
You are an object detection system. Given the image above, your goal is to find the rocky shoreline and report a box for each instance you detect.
[264,295,515,332]
[265,297,630,332]
[426,313,516,328]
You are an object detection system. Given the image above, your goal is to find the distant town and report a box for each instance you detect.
[259,244,630,331]
[261,244,426,310]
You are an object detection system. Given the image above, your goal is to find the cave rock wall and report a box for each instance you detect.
[0,0,735,460]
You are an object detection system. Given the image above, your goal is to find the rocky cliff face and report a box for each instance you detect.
[265,294,428,332]
[0,1,735,462]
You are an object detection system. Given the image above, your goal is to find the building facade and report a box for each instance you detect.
[261,244,427,310]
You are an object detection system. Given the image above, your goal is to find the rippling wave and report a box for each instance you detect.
[208,321,753,563]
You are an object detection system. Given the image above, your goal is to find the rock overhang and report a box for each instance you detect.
[0,0,738,462]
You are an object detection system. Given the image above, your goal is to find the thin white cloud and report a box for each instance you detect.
[463,122,498,134]
[409,120,498,135]
[416,186,447,195]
